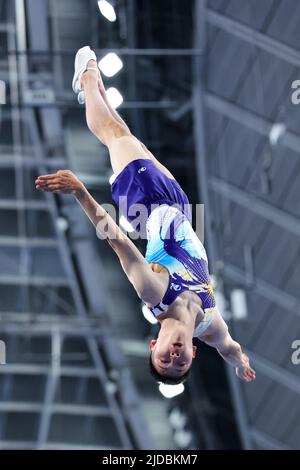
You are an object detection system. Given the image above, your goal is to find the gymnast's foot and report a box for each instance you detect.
[72,46,98,93]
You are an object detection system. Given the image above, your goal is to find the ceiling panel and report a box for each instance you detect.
[224,0,275,31]
[266,0,300,49]
[205,0,300,450]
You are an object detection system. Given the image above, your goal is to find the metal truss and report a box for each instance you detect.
[206,8,300,68]
[0,0,153,450]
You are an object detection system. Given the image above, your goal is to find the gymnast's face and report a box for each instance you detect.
[149,338,197,377]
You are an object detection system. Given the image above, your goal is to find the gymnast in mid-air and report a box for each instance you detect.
[36,46,256,385]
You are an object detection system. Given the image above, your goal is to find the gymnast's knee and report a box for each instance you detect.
[93,120,131,147]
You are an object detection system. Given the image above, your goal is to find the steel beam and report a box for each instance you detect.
[210,176,300,238]
[0,156,66,169]
[43,442,118,450]
[205,92,300,155]
[0,364,99,377]
[225,263,300,318]
[206,9,300,68]
[225,365,252,450]
[0,441,34,450]
[127,0,142,137]
[193,0,216,267]
[26,0,50,52]
[0,323,104,336]
[245,348,300,395]
[0,440,117,450]
[0,402,42,412]
[0,237,57,247]
[15,100,177,110]
[249,428,291,450]
[8,48,202,57]
[0,312,94,325]
[0,200,50,210]
[49,403,111,417]
[37,328,60,448]
[0,274,71,287]
[0,401,111,417]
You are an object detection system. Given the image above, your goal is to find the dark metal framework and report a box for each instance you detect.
[196,0,300,450]
[1,0,298,450]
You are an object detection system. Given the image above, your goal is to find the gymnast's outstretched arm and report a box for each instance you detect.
[35,170,163,305]
[199,310,256,382]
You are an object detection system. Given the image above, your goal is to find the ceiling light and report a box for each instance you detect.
[98,53,123,77]
[168,408,187,429]
[269,122,286,147]
[0,80,6,104]
[159,383,185,398]
[230,289,248,320]
[174,429,192,448]
[106,87,123,109]
[97,1,116,22]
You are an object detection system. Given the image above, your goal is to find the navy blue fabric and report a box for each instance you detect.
[111,158,191,223]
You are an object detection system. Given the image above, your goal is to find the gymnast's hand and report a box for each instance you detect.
[35,170,85,196]
[235,353,256,382]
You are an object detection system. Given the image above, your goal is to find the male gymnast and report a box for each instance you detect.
[36,46,256,385]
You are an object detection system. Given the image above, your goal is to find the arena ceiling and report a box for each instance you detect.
[0,0,300,450]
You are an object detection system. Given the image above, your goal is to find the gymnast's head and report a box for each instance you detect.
[148,327,197,384]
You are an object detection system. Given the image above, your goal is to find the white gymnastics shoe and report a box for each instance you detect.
[72,46,98,94]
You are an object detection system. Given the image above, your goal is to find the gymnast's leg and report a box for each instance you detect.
[94,73,175,180]
[74,46,174,179]
[81,61,152,176]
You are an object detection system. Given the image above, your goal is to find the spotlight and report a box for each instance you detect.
[105,380,117,394]
[98,53,123,77]
[106,87,123,109]
[97,1,116,22]
[230,289,248,320]
[169,408,187,429]
[56,216,69,232]
[174,429,192,448]
[0,80,6,104]
[159,383,185,399]
[142,304,158,325]
[269,122,286,147]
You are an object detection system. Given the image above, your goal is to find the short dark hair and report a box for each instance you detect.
[149,352,192,385]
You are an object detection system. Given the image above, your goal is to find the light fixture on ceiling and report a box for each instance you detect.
[168,407,187,429]
[106,87,123,109]
[230,288,248,320]
[98,53,123,78]
[56,216,69,232]
[269,122,286,147]
[159,383,185,399]
[0,80,6,104]
[173,429,193,448]
[97,0,116,22]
